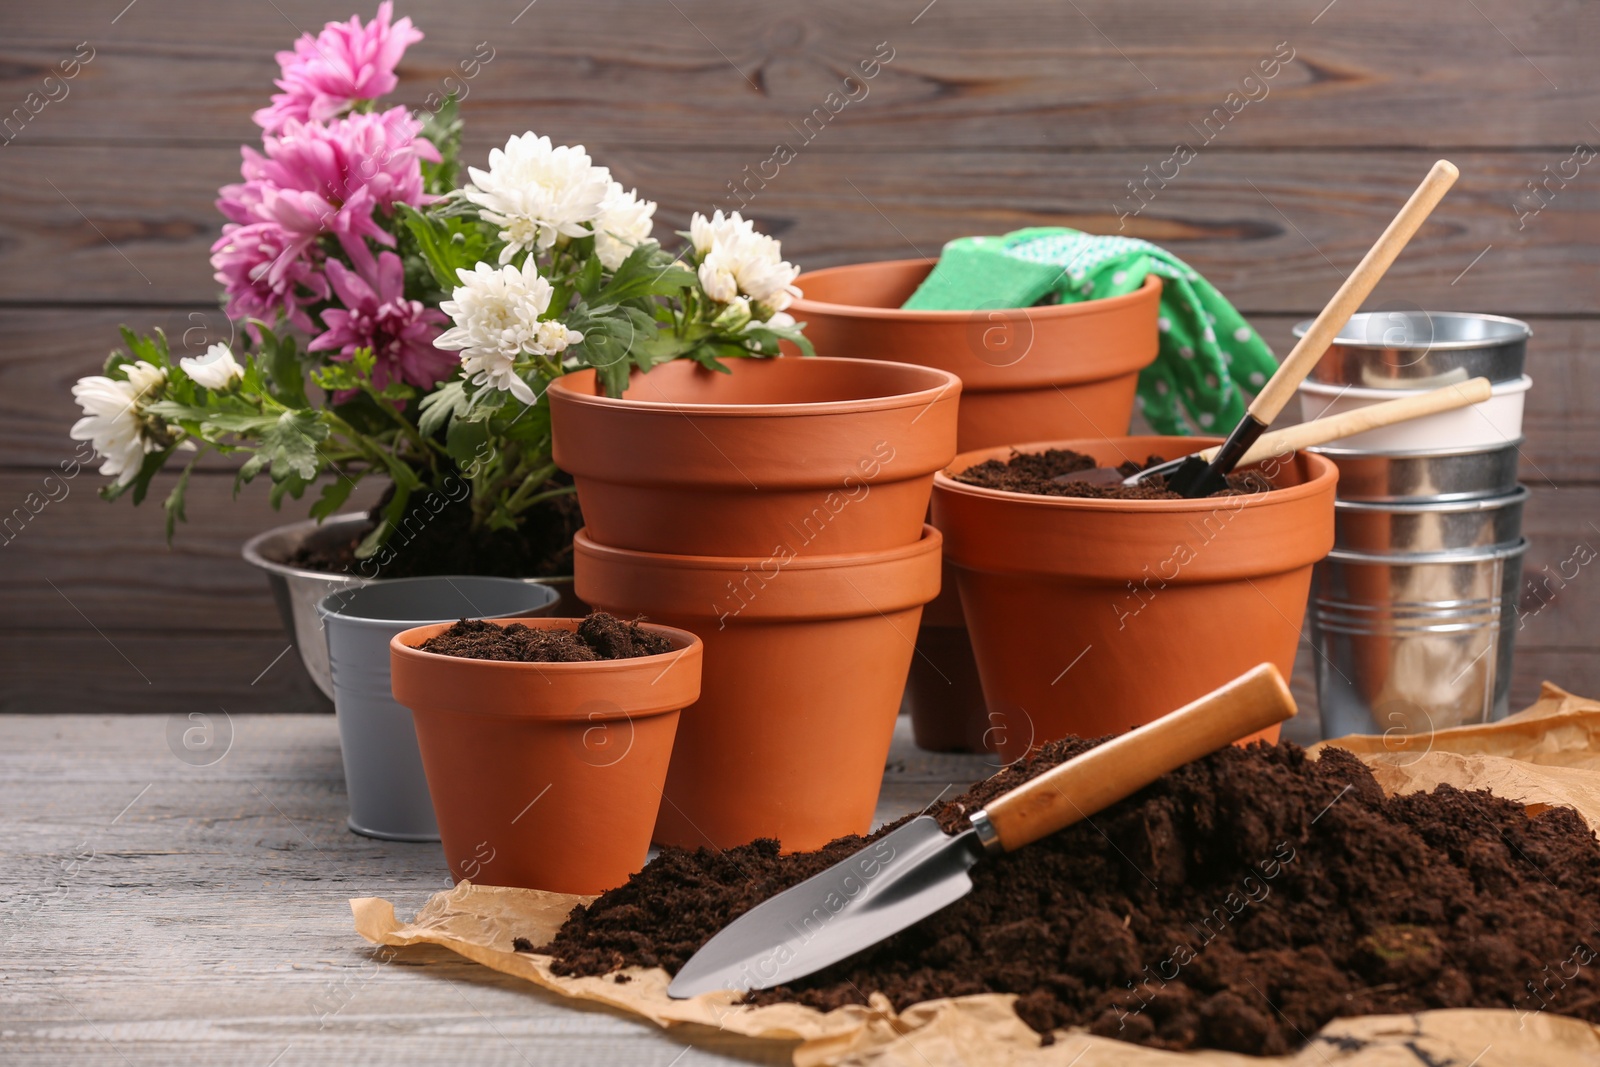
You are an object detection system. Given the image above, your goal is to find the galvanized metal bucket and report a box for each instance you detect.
[1332,486,1527,554]
[1296,310,1530,389]
[1312,538,1527,739]
[1310,439,1522,503]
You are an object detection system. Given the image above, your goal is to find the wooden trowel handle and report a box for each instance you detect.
[1248,159,1459,426]
[1209,376,1493,468]
[975,664,1296,853]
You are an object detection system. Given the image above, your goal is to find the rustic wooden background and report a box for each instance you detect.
[2,0,1595,715]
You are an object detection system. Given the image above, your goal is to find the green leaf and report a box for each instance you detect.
[258,325,310,408]
[308,475,359,522]
[260,410,329,483]
[592,242,697,305]
[100,442,178,506]
[162,449,206,542]
[399,204,493,292]
[418,379,471,438]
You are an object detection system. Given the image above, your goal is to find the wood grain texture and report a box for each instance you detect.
[0,0,1594,729]
[2,144,1597,310]
[2,0,1594,149]
[0,713,977,1065]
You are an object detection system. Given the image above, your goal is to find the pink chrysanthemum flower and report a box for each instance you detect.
[309,251,454,391]
[253,2,423,133]
[218,107,439,278]
[210,221,331,335]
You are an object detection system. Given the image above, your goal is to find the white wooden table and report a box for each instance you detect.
[0,704,1324,1065]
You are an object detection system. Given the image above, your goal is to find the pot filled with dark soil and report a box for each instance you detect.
[573,525,943,853]
[389,613,701,894]
[930,437,1336,758]
[244,487,585,699]
[537,734,1600,1056]
[548,356,960,557]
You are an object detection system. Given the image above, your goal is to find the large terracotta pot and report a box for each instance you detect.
[548,357,959,557]
[787,259,1161,450]
[574,525,943,853]
[931,437,1337,762]
[789,259,1162,751]
[389,617,702,895]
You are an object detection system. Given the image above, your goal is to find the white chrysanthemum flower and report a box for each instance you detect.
[464,133,613,265]
[689,211,801,312]
[434,259,583,405]
[592,182,656,271]
[70,360,168,486]
[179,343,245,391]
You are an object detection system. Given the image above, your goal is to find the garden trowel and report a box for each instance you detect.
[667,663,1295,998]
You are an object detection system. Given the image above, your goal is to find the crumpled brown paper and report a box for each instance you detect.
[354,682,1600,1065]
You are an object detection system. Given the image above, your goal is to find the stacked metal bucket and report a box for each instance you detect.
[1293,312,1533,739]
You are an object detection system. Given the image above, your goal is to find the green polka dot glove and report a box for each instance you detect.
[902,227,1280,435]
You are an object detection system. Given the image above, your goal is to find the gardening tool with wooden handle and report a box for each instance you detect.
[1159,159,1459,498]
[667,663,1296,998]
[1059,376,1494,488]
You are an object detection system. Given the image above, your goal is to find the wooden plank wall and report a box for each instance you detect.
[1,0,1596,715]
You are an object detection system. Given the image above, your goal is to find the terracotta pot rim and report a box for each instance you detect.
[390,616,700,690]
[933,436,1340,514]
[791,259,1162,323]
[573,524,942,572]
[547,356,960,418]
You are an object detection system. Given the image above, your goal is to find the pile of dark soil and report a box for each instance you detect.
[415,614,673,663]
[540,739,1600,1055]
[289,482,583,579]
[954,448,1273,499]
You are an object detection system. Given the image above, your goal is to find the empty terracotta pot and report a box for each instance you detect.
[931,437,1337,761]
[790,259,1162,752]
[389,618,702,895]
[574,525,943,852]
[548,357,959,557]
[787,259,1161,451]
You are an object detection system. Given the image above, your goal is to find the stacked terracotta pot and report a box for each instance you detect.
[788,260,1163,751]
[549,356,960,852]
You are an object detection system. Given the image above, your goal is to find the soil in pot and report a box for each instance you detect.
[539,738,1600,1056]
[290,481,583,579]
[390,615,701,895]
[932,436,1336,751]
[953,448,1274,500]
[416,614,671,662]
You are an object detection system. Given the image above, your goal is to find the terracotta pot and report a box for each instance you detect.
[389,618,702,894]
[904,623,991,753]
[788,258,1161,451]
[789,260,1161,752]
[574,525,944,852]
[548,357,959,557]
[931,437,1337,761]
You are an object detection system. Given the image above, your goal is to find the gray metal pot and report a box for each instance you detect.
[242,513,579,700]
[1310,439,1522,503]
[1312,538,1526,740]
[1332,486,1527,554]
[1296,311,1530,389]
[318,576,560,840]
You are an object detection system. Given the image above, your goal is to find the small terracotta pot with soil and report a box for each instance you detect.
[389,615,702,895]
[547,356,959,558]
[931,437,1337,761]
[574,525,943,853]
[788,260,1163,753]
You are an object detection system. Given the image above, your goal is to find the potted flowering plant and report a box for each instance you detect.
[67,4,809,693]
